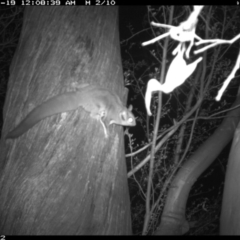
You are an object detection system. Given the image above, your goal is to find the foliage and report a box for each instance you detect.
[122,6,240,235]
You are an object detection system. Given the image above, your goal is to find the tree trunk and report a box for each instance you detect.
[0,7,132,235]
[220,117,240,234]
[154,91,240,235]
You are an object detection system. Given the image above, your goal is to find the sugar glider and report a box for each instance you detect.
[6,84,136,139]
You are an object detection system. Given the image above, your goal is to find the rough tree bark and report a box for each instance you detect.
[0,7,132,235]
[154,90,240,235]
[220,114,240,234]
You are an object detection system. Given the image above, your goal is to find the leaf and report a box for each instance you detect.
[144,46,202,116]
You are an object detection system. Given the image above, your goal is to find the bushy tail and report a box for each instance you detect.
[6,92,82,139]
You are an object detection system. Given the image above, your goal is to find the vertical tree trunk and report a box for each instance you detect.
[220,120,240,234]
[0,7,132,235]
[154,91,240,235]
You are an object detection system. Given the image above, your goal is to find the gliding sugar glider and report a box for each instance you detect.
[6,84,136,139]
